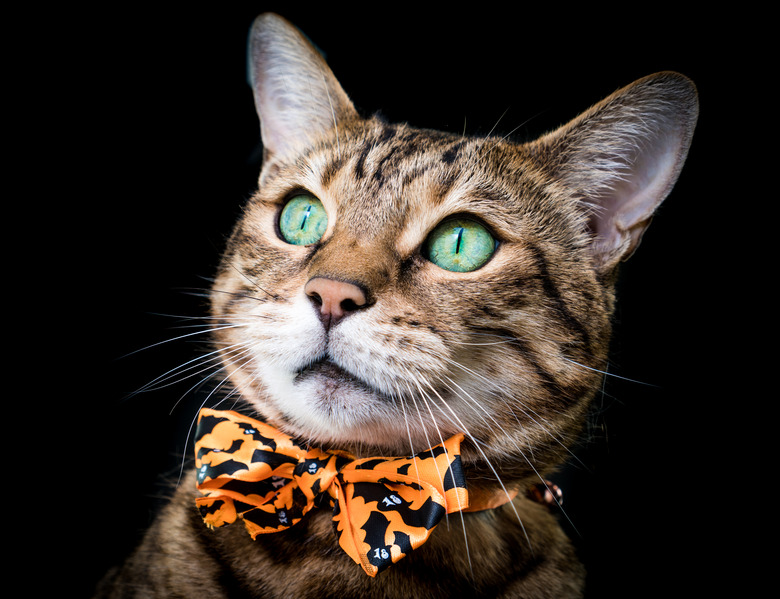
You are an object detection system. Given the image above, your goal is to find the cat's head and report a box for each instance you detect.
[210,14,697,482]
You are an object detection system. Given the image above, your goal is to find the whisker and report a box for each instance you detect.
[414,378,474,579]
[441,354,586,470]
[119,323,244,360]
[440,326,654,386]
[419,386,532,552]
[225,263,278,301]
[560,356,657,387]
[129,340,247,396]
[166,344,256,415]
[177,370,239,485]
[447,370,577,529]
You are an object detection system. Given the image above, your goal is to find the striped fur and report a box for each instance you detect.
[97,13,697,598]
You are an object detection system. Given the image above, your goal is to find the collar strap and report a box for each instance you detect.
[194,408,514,576]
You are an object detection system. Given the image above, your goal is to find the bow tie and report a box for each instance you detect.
[194,408,504,577]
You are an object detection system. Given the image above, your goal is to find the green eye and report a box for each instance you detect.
[279,194,328,245]
[424,218,497,272]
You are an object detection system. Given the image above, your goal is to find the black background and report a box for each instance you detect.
[24,5,758,597]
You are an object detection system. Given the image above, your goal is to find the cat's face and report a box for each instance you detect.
[209,14,697,479]
[212,120,605,458]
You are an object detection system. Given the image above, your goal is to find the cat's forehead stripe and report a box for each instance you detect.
[317,124,507,205]
[303,123,543,254]
[323,123,464,191]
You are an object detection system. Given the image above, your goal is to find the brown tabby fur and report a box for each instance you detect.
[96,13,697,598]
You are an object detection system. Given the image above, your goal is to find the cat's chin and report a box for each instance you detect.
[243,358,442,453]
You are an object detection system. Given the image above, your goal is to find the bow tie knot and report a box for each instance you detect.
[194,409,498,576]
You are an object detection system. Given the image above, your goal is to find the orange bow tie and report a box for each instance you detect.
[194,409,484,576]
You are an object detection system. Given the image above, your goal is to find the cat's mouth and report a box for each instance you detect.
[273,352,454,452]
[283,355,434,452]
[293,357,379,397]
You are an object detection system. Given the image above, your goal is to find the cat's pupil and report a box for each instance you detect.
[454,227,464,254]
[300,205,312,230]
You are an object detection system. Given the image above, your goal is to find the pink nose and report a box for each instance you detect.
[304,277,367,328]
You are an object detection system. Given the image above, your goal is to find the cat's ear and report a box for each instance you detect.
[248,14,358,158]
[533,72,698,272]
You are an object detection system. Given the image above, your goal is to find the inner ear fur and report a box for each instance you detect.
[531,72,698,272]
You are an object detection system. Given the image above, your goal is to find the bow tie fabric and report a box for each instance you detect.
[194,409,477,577]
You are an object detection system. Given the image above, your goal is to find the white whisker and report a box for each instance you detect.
[419,385,532,552]
[561,356,656,387]
[177,371,239,486]
[129,340,246,396]
[120,323,245,360]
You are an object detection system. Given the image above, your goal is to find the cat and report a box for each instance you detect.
[95,12,698,598]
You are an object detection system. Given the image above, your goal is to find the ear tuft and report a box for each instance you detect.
[248,14,358,158]
[533,72,698,271]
